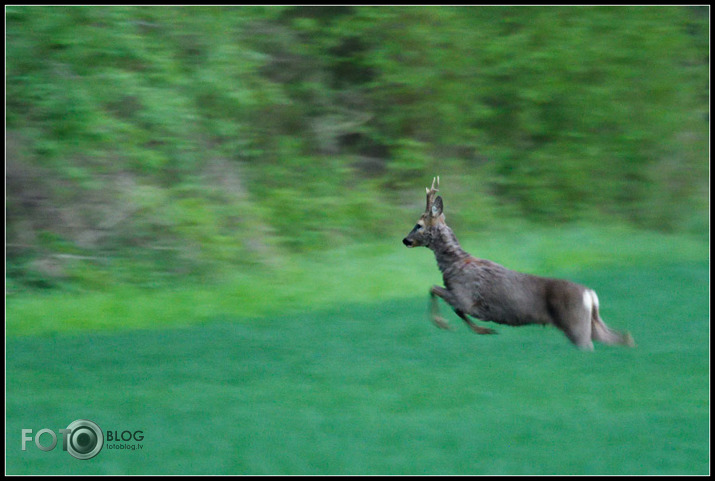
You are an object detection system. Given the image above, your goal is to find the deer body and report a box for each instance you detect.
[403,178,634,350]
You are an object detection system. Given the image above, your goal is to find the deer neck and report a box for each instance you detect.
[429,224,470,274]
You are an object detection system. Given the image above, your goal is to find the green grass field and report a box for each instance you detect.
[5,227,710,474]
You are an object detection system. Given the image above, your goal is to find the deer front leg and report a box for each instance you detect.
[429,286,454,330]
[430,286,496,334]
[453,308,497,335]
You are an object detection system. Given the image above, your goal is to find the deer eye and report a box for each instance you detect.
[415,224,423,230]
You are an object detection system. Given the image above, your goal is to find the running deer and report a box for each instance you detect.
[402,177,635,350]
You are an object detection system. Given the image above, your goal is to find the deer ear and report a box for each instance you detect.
[431,196,443,217]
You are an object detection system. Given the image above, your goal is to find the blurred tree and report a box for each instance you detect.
[6,6,709,290]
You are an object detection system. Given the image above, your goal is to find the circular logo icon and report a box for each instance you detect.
[65,419,103,460]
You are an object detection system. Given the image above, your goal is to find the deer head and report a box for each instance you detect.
[402,176,445,248]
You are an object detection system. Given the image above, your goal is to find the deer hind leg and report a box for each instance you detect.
[557,291,595,350]
[562,321,594,350]
[588,290,635,347]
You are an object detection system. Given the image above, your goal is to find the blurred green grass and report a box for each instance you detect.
[5,261,709,474]
[5,224,708,336]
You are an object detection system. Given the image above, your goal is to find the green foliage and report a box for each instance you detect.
[5,6,709,291]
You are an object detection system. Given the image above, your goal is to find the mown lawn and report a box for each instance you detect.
[6,261,709,474]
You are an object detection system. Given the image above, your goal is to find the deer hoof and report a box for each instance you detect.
[432,317,453,330]
[471,326,497,335]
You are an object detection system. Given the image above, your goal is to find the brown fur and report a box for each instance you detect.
[403,178,635,350]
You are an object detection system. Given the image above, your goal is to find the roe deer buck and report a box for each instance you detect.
[402,177,635,350]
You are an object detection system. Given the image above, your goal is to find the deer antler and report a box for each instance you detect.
[425,176,440,212]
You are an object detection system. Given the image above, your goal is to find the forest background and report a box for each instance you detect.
[6,6,709,294]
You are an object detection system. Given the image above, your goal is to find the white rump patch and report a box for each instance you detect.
[583,289,600,316]
[590,289,600,310]
[583,290,593,312]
